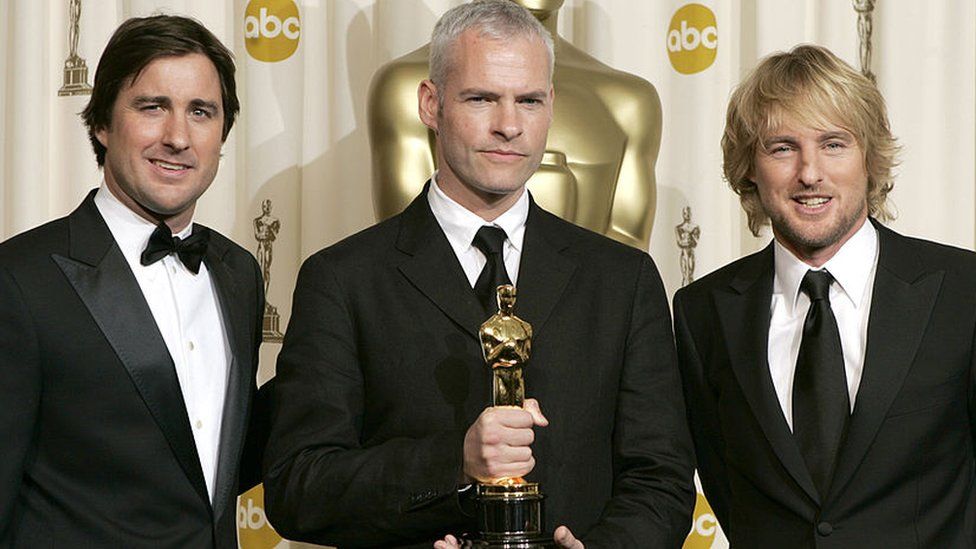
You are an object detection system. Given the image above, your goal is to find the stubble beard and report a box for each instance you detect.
[768,199,868,254]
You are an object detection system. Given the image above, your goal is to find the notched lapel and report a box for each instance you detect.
[515,205,576,338]
[53,197,211,509]
[715,247,820,505]
[828,262,943,501]
[396,190,485,339]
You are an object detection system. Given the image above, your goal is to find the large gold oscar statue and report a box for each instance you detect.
[367,0,661,249]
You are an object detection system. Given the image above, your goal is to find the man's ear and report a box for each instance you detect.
[95,127,109,148]
[417,79,440,132]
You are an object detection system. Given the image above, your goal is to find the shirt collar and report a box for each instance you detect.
[427,173,529,252]
[93,182,194,267]
[773,219,878,311]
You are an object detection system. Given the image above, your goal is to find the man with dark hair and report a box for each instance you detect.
[0,15,264,548]
[675,44,976,546]
[263,1,695,548]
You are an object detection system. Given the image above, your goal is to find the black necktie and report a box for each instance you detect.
[792,269,850,497]
[140,223,210,274]
[472,226,512,314]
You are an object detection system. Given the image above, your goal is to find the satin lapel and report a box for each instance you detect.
[514,202,576,337]
[828,223,942,501]
[397,187,486,340]
[53,195,210,508]
[205,234,252,519]
[715,245,820,505]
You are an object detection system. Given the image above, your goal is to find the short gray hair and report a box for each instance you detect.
[429,0,554,88]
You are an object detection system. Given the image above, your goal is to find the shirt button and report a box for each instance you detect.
[195,419,203,430]
[170,265,177,274]
[188,341,195,351]
[817,521,833,536]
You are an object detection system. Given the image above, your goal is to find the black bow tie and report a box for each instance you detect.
[140,223,210,274]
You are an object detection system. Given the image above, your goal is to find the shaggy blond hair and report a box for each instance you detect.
[722,44,900,235]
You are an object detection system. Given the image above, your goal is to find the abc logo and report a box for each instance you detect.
[667,3,718,75]
[684,493,719,548]
[237,484,283,548]
[245,0,301,63]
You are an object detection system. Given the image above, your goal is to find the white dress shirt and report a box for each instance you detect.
[768,220,879,430]
[427,174,529,287]
[94,184,230,501]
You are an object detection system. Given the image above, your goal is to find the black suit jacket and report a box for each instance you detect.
[0,191,265,548]
[674,220,976,547]
[263,189,695,548]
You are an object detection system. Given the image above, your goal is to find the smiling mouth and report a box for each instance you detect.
[795,196,830,207]
[150,159,192,171]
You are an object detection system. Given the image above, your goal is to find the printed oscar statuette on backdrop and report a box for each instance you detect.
[465,285,555,548]
[58,0,92,96]
[254,199,284,342]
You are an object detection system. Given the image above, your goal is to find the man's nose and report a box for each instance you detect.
[798,148,823,186]
[492,102,522,141]
[162,114,190,151]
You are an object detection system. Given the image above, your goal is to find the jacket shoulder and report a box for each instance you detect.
[534,206,651,267]
[675,247,768,303]
[0,217,70,269]
[299,212,403,272]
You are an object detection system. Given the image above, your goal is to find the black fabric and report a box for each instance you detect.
[0,191,265,548]
[472,225,512,314]
[792,269,849,498]
[141,222,210,274]
[262,186,696,548]
[674,218,976,547]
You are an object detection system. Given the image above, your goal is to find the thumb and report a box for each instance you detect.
[522,398,549,427]
[554,525,583,549]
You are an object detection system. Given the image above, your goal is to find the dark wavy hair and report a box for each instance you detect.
[82,15,239,166]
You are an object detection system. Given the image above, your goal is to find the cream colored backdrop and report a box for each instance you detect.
[1,1,973,548]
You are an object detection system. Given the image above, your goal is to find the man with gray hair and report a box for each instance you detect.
[264,2,694,547]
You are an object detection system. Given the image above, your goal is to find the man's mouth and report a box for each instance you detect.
[794,196,830,207]
[150,159,191,171]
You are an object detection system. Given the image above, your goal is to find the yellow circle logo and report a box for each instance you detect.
[245,0,301,63]
[667,4,718,75]
[237,484,284,548]
[684,492,719,548]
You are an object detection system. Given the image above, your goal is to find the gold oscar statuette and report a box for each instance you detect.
[467,285,554,548]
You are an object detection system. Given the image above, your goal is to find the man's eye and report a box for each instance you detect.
[192,108,213,118]
[141,104,161,111]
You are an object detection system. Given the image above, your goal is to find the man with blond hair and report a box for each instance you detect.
[674,44,976,547]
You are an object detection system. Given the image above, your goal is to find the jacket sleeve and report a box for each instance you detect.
[583,256,697,549]
[672,289,731,532]
[262,252,470,547]
[0,265,41,535]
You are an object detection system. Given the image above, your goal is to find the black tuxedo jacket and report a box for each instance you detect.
[0,191,265,548]
[264,189,695,548]
[674,220,976,547]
